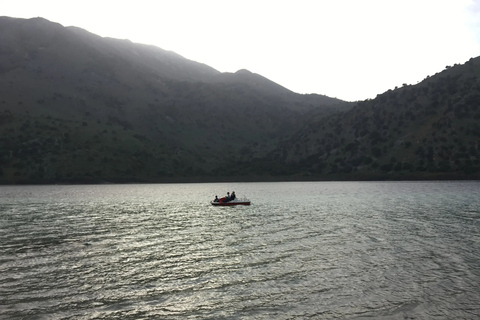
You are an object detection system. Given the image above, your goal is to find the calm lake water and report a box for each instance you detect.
[1,181,480,319]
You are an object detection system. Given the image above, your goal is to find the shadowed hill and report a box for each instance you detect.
[3,16,476,183]
[0,16,347,183]
[265,56,480,180]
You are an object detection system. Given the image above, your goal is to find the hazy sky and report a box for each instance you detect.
[3,0,480,101]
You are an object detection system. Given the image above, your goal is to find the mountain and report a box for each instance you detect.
[1,16,478,184]
[267,57,480,180]
[0,16,348,183]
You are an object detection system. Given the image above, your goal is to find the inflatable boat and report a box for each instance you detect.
[211,197,251,206]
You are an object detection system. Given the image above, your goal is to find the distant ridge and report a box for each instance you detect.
[1,16,478,183]
[265,56,480,180]
[0,16,348,183]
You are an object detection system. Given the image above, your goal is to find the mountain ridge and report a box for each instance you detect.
[266,56,480,180]
[1,16,479,183]
[0,16,350,183]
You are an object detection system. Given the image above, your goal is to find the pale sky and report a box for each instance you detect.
[2,0,480,101]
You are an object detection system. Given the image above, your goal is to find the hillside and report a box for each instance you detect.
[0,16,348,183]
[267,56,480,180]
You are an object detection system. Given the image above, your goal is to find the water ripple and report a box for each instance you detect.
[1,182,480,319]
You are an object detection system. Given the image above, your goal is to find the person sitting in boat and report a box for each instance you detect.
[226,192,230,202]
[214,196,219,202]
[230,191,236,201]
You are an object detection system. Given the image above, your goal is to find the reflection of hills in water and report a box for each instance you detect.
[2,181,480,318]
[1,16,479,183]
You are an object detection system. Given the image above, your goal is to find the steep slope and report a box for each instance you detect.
[0,16,346,183]
[270,56,480,179]
[209,69,344,112]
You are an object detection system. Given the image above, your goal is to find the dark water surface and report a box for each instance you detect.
[1,181,480,319]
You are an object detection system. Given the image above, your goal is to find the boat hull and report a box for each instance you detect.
[211,200,250,206]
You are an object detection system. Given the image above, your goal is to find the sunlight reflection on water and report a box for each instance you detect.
[1,181,480,319]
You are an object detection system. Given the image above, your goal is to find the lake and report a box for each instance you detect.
[1,181,480,319]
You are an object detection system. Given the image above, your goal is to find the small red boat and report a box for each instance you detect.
[211,196,251,206]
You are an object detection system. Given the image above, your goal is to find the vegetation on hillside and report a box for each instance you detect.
[0,16,348,183]
[1,16,479,183]
[271,57,480,180]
